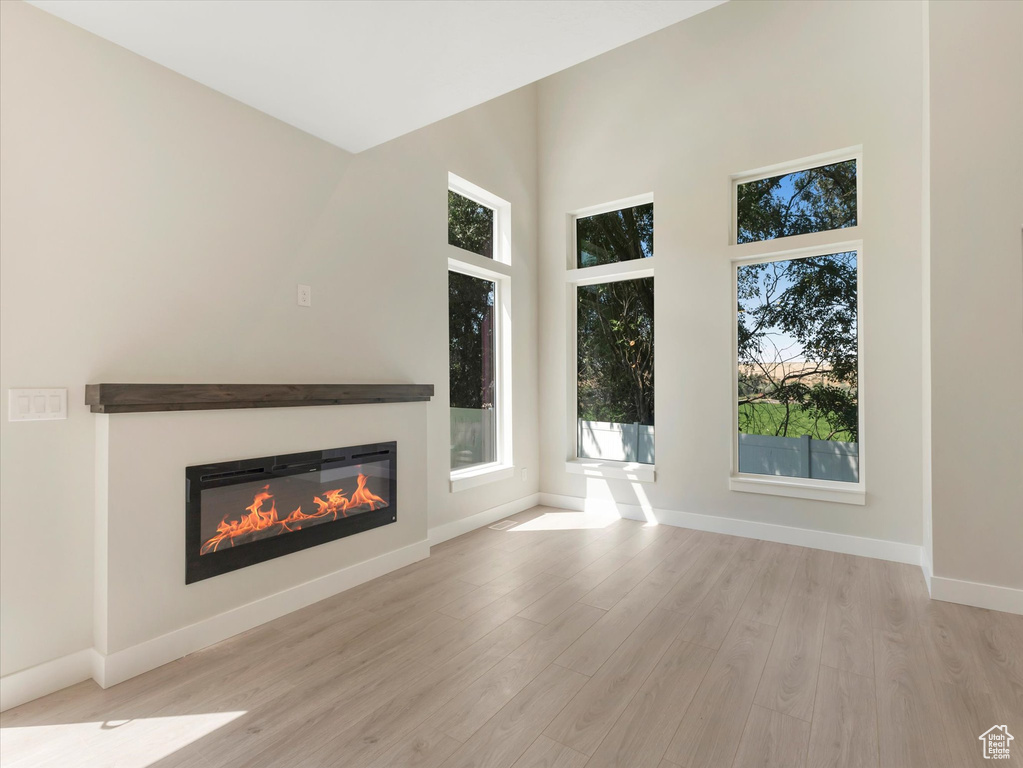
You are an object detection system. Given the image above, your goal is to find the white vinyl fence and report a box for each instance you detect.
[567,420,857,482]
[450,407,496,470]
[578,420,655,464]
[738,433,859,483]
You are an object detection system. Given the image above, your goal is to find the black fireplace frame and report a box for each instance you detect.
[185,441,397,584]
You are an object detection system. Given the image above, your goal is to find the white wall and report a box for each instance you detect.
[0,0,539,681]
[928,0,1023,593]
[537,0,926,545]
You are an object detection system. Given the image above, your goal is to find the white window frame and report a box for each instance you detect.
[449,172,511,266]
[564,193,656,483]
[448,173,513,491]
[730,146,863,247]
[729,238,865,505]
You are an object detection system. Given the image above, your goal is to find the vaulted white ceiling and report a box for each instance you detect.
[27,0,725,153]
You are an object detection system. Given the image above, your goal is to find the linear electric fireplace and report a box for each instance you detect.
[186,441,396,583]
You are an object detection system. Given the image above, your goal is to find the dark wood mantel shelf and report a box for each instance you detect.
[85,383,435,414]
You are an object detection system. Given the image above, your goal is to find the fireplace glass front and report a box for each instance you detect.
[186,442,396,583]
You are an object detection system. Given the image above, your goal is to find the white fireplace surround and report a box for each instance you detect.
[88,403,427,688]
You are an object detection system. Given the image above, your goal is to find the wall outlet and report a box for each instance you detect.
[521,467,528,483]
[297,284,312,307]
[8,388,67,421]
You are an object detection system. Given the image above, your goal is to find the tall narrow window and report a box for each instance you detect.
[736,158,857,244]
[449,271,496,471]
[569,197,655,467]
[577,277,655,463]
[731,151,863,503]
[447,173,512,484]
[736,250,859,482]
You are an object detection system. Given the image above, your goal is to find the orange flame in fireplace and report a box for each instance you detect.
[200,473,387,555]
[350,472,387,510]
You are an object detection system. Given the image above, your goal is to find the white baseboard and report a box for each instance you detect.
[96,539,430,688]
[539,493,1023,614]
[538,493,622,516]
[4,493,541,709]
[538,492,921,565]
[6,496,544,708]
[1,539,429,709]
[0,648,103,712]
[428,493,540,547]
[930,575,1023,615]
[99,496,550,690]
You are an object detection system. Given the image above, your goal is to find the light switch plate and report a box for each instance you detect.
[8,388,67,421]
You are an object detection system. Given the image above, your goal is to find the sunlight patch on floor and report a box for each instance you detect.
[509,511,619,531]
[0,711,246,768]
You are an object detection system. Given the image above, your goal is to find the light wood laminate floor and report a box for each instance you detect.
[2,507,1021,768]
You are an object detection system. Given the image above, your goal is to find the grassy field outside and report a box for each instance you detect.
[738,402,855,441]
